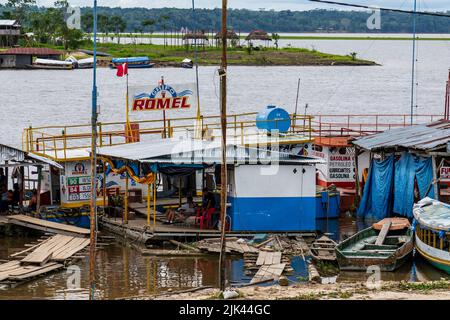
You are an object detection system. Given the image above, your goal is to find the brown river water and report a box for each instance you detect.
[0,217,448,300]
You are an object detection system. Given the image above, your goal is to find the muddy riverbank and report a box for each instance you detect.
[132,280,450,300]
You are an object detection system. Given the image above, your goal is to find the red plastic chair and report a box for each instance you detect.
[199,208,215,229]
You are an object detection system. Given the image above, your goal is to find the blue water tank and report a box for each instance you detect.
[256,106,291,133]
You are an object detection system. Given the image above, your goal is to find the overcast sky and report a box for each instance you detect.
[1,0,449,11]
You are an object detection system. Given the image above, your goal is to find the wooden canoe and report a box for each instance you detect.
[335,221,413,272]
[373,218,410,231]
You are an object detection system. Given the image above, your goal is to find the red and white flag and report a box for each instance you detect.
[116,62,128,77]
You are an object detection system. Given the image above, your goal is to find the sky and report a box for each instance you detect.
[1,0,450,11]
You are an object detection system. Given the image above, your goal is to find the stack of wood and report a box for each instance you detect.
[0,234,90,286]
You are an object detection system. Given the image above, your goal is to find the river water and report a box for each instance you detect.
[1,35,450,299]
[1,218,448,300]
[1,34,450,147]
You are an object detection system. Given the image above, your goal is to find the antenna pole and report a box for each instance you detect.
[410,0,417,125]
[293,78,300,129]
[89,0,98,301]
[218,0,228,292]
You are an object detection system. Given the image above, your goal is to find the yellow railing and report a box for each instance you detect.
[22,112,443,162]
[22,113,314,161]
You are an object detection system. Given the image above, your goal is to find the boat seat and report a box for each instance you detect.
[363,244,398,250]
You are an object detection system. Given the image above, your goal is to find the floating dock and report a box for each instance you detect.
[0,234,90,287]
[100,216,316,245]
[7,215,90,237]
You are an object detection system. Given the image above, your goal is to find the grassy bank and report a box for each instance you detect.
[78,43,376,66]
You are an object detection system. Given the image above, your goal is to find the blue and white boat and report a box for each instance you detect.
[110,56,155,69]
[413,197,450,274]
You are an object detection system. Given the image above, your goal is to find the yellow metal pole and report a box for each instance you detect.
[124,174,129,224]
[147,183,151,226]
[433,233,436,248]
[153,180,156,230]
[103,163,106,207]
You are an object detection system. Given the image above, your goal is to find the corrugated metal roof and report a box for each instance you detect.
[0,47,63,56]
[353,123,450,151]
[97,138,324,165]
[0,144,24,162]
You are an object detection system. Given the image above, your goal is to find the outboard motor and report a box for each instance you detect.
[256,105,291,134]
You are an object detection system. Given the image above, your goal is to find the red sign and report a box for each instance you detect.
[132,96,190,111]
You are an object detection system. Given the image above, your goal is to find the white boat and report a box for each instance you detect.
[413,197,450,274]
[28,58,73,70]
[181,58,193,68]
[77,57,94,69]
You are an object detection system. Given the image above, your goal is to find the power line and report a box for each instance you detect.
[308,0,450,18]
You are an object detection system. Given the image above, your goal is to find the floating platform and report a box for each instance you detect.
[7,215,90,237]
[99,216,316,245]
[0,234,89,287]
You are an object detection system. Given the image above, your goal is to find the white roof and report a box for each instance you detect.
[413,197,450,231]
[97,138,324,165]
[0,20,19,27]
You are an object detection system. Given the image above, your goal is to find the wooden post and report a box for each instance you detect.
[179,177,182,207]
[354,148,361,209]
[432,155,439,200]
[20,166,24,206]
[219,0,228,292]
[147,183,151,226]
[124,173,129,224]
[36,165,42,212]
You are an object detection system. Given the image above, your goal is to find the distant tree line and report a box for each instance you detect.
[74,7,450,33]
[2,3,450,50]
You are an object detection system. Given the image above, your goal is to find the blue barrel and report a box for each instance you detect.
[256,106,291,133]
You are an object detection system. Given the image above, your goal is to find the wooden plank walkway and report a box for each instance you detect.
[0,234,89,285]
[256,251,282,266]
[251,263,286,284]
[7,215,90,237]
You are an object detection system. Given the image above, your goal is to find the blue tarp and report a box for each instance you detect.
[358,152,435,220]
[393,153,435,218]
[357,155,394,220]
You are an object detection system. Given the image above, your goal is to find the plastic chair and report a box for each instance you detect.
[199,208,215,229]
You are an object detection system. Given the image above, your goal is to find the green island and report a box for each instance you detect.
[74,43,377,67]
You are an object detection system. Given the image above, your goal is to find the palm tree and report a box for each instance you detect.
[141,19,155,44]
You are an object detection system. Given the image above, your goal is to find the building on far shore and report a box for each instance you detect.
[245,29,272,47]
[0,47,63,69]
[214,29,240,47]
[182,31,209,48]
[0,19,21,47]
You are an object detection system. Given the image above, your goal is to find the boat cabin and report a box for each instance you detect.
[96,138,324,233]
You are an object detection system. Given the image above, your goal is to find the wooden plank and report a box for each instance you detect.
[7,215,90,236]
[53,239,90,261]
[256,251,267,266]
[21,251,53,266]
[251,263,286,284]
[0,261,22,274]
[271,252,282,265]
[8,263,63,281]
[375,221,392,245]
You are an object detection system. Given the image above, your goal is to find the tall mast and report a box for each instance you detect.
[89,0,98,301]
[218,0,228,292]
[410,0,417,125]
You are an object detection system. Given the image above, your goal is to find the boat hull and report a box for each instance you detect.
[415,234,450,275]
[39,211,90,229]
[336,226,414,272]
